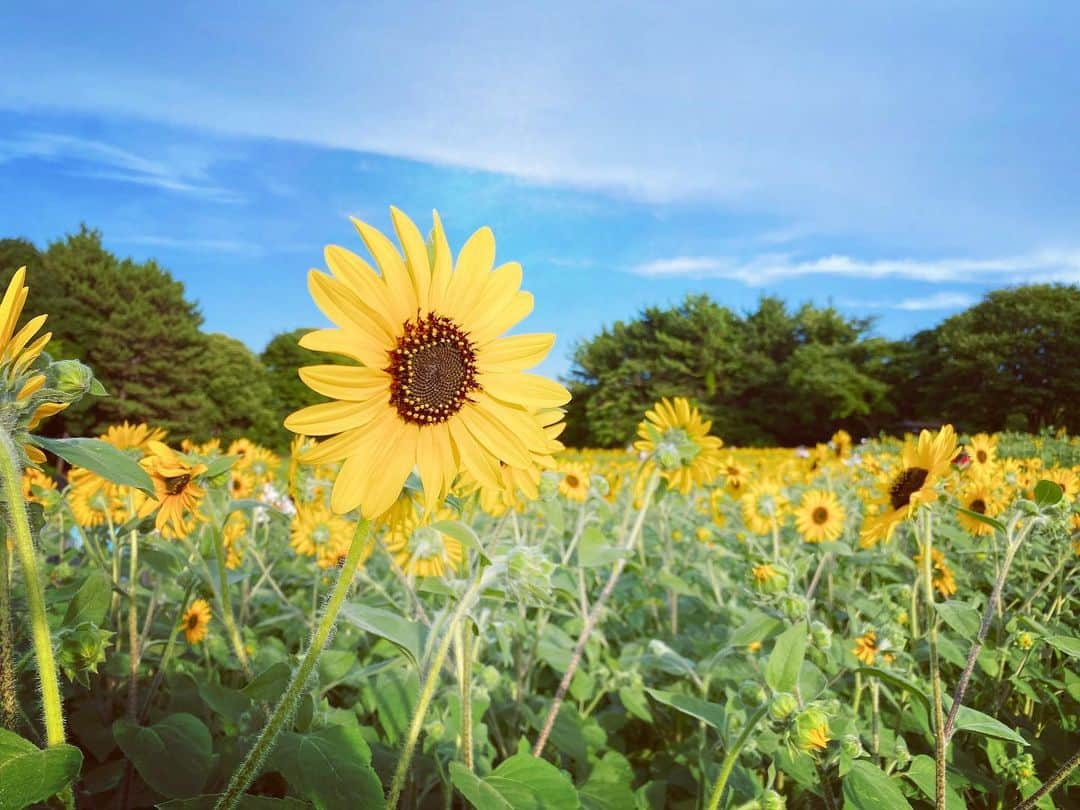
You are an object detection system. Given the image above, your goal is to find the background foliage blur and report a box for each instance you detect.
[3,227,1078,450]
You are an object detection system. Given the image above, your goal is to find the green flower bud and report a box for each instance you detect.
[840,735,864,758]
[56,622,113,688]
[49,359,95,397]
[758,789,786,810]
[739,680,768,708]
[503,546,556,605]
[780,594,806,621]
[769,692,798,722]
[481,666,500,690]
[794,707,830,753]
[894,735,910,767]
[810,620,832,649]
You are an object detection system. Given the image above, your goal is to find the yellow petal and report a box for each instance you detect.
[3,313,47,363]
[0,268,27,349]
[468,291,534,346]
[284,399,385,436]
[477,371,571,409]
[351,217,415,326]
[448,417,502,490]
[357,423,418,519]
[11,331,50,377]
[442,226,495,321]
[390,207,432,314]
[298,365,390,402]
[460,261,521,327]
[457,402,533,469]
[428,211,453,311]
[477,333,554,372]
[329,415,406,514]
[298,328,387,370]
[323,245,399,337]
[308,270,394,353]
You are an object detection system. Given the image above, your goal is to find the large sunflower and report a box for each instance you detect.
[633,397,723,493]
[794,489,846,543]
[284,208,569,519]
[859,425,957,548]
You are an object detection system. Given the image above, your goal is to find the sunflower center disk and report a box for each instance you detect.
[812,506,829,525]
[888,467,929,510]
[969,498,987,514]
[387,314,479,425]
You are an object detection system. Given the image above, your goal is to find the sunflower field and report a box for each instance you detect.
[0,211,1077,810]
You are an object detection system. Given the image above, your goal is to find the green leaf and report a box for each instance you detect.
[1033,479,1064,506]
[242,662,292,703]
[617,686,653,723]
[856,668,930,712]
[269,724,385,810]
[480,752,580,810]
[903,755,965,810]
[578,526,624,568]
[579,752,636,810]
[935,602,981,639]
[1046,635,1080,658]
[431,519,490,564]
[951,705,1027,745]
[338,603,427,669]
[62,569,112,627]
[644,688,725,730]
[842,760,913,810]
[0,730,83,810]
[765,620,807,693]
[451,762,514,810]
[112,714,212,798]
[728,610,782,648]
[204,455,239,478]
[949,504,1006,534]
[31,436,155,494]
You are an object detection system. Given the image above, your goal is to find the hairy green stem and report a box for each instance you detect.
[919,510,947,810]
[127,530,140,719]
[458,620,475,772]
[0,538,17,730]
[704,706,768,810]
[210,522,252,677]
[215,519,369,810]
[387,575,487,808]
[1014,748,1080,810]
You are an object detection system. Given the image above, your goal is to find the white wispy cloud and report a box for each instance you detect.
[838,292,978,311]
[111,235,263,254]
[0,132,240,202]
[628,251,1080,286]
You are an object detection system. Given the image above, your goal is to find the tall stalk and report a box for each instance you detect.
[215,518,369,810]
[0,428,66,747]
[918,510,947,809]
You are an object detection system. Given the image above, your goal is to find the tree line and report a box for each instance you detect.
[4,227,1077,450]
[565,284,1080,447]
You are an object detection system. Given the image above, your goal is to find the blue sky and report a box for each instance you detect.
[2,2,1078,378]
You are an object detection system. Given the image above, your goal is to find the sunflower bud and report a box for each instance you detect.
[893,735,910,767]
[49,359,95,397]
[769,692,798,723]
[840,734,864,758]
[781,594,807,621]
[758,789,786,810]
[503,545,556,605]
[810,620,832,649]
[56,622,113,688]
[739,680,768,708]
[794,707,831,753]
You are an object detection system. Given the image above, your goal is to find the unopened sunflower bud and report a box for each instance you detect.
[739,680,768,708]
[810,620,832,649]
[758,789,786,810]
[795,707,831,753]
[893,735,910,767]
[49,359,95,397]
[56,622,113,688]
[781,594,806,621]
[840,735,864,758]
[769,692,798,722]
[503,545,555,605]
[481,666,500,690]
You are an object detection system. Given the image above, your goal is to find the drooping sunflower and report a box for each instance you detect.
[633,397,723,494]
[284,208,569,519]
[383,509,465,578]
[290,502,362,569]
[794,490,846,543]
[181,598,212,644]
[859,425,958,548]
[138,441,208,538]
[558,462,591,502]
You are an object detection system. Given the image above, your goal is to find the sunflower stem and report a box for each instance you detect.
[126,529,140,720]
[704,705,768,810]
[210,520,252,678]
[0,537,18,730]
[215,518,369,810]
[919,509,947,810]
[533,471,659,758]
[457,618,475,772]
[388,573,488,808]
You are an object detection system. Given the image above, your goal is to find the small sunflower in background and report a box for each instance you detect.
[181,599,212,644]
[138,441,208,538]
[915,547,958,598]
[558,462,591,502]
[967,433,997,470]
[22,466,57,505]
[285,207,569,519]
[851,630,881,665]
[100,421,167,452]
[383,511,465,578]
[741,480,788,536]
[634,397,723,494]
[957,480,1004,537]
[291,503,360,569]
[860,425,957,547]
[794,490,846,543]
[721,457,749,497]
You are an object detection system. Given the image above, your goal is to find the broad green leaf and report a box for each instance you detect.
[644,688,725,730]
[951,705,1027,745]
[1046,635,1080,658]
[765,621,807,693]
[112,714,212,798]
[728,610,782,648]
[31,436,154,494]
[242,662,292,703]
[903,755,965,810]
[198,681,251,724]
[578,526,624,567]
[842,760,913,810]
[579,752,636,810]
[484,752,580,810]
[618,685,653,722]
[949,505,1005,534]
[203,455,239,478]
[935,602,981,639]
[451,762,514,810]
[1033,479,1063,506]
[0,730,83,810]
[62,569,112,627]
[268,724,385,810]
[431,519,491,564]
[338,603,427,669]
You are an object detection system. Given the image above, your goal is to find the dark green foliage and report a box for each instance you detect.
[200,334,282,448]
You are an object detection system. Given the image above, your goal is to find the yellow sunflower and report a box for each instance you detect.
[957,480,1004,537]
[222,510,249,569]
[741,481,788,536]
[239,445,279,487]
[22,466,57,504]
[383,509,465,578]
[860,425,957,547]
[633,397,723,494]
[100,421,167,451]
[967,433,997,470]
[794,490,846,543]
[284,208,569,519]
[138,441,208,538]
[290,503,365,569]
[558,462,591,502]
[914,547,958,598]
[852,631,880,665]
[68,469,125,527]
[721,457,749,497]
[181,598,212,644]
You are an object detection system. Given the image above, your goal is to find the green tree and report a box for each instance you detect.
[909,284,1080,432]
[200,333,282,448]
[0,237,39,276]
